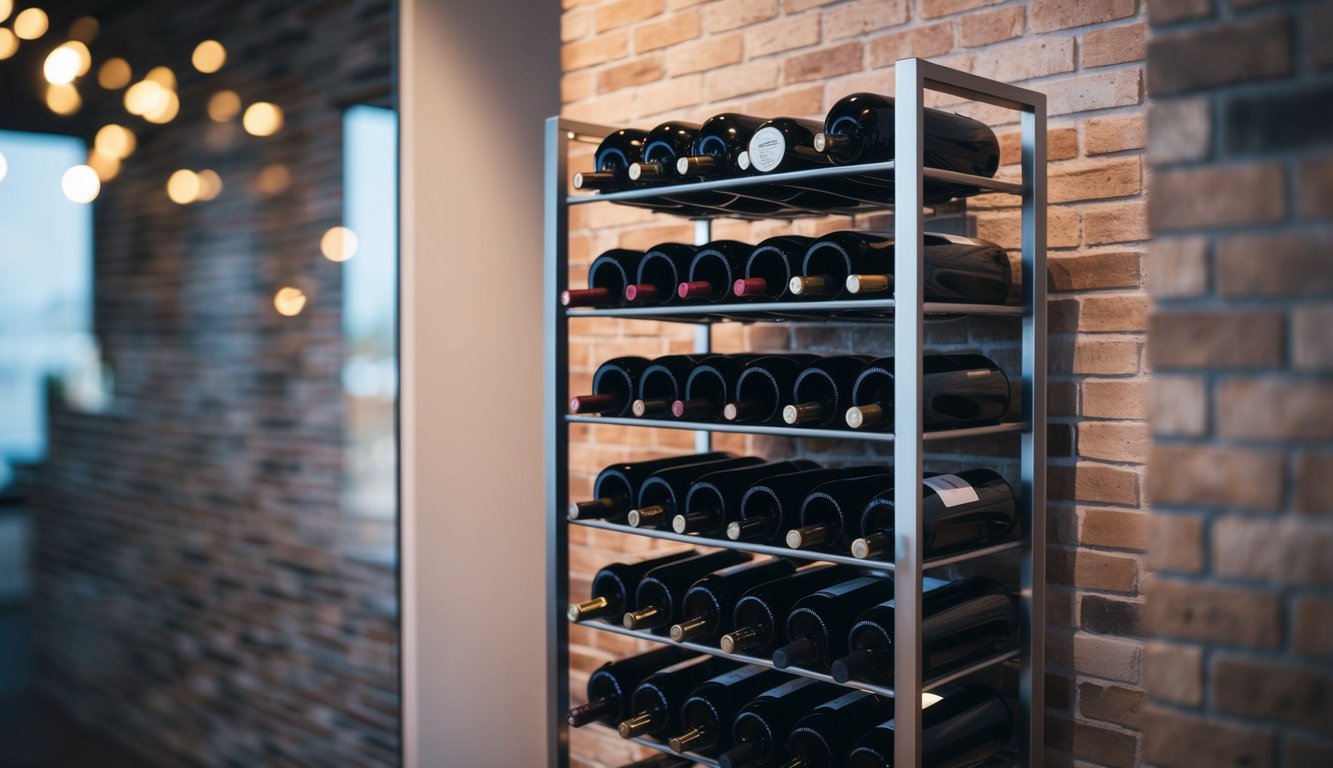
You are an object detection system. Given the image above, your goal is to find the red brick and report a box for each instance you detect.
[563,31,630,71]
[1298,154,1333,219]
[1079,294,1150,332]
[563,8,593,41]
[595,0,665,32]
[1149,0,1212,25]
[1149,236,1208,299]
[1151,163,1286,231]
[1145,578,1283,648]
[1044,68,1143,115]
[1309,1,1333,70]
[701,0,778,32]
[968,36,1077,83]
[1212,654,1333,731]
[632,11,700,53]
[1144,640,1203,706]
[743,85,823,118]
[919,0,1003,18]
[704,59,780,101]
[1148,14,1292,95]
[822,0,909,41]
[1147,444,1284,511]
[1083,20,1147,68]
[1046,712,1140,765]
[1031,0,1136,32]
[1080,507,1149,550]
[958,5,1025,48]
[1295,595,1333,658]
[1084,200,1148,245]
[1217,378,1333,440]
[1079,421,1149,462]
[998,126,1077,165]
[1074,462,1140,505]
[632,75,704,117]
[783,41,864,85]
[1214,516,1333,586]
[1073,632,1142,682]
[1147,513,1204,573]
[1287,736,1333,768]
[1295,452,1333,514]
[1085,113,1146,155]
[1049,547,1139,591]
[1048,250,1140,291]
[1143,705,1276,768]
[1147,310,1284,370]
[665,34,742,76]
[745,16,820,58]
[1082,378,1147,420]
[1148,97,1211,165]
[1217,230,1333,298]
[1148,374,1208,437]
[1079,682,1146,729]
[867,21,955,68]
[1050,336,1140,375]
[596,56,665,93]
[562,70,594,103]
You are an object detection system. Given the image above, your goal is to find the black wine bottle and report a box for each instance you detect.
[814,92,1001,178]
[568,646,699,727]
[678,240,754,302]
[570,356,652,417]
[670,558,798,643]
[629,120,701,183]
[783,356,874,427]
[568,550,699,622]
[625,549,753,633]
[633,354,710,418]
[843,354,1010,431]
[569,452,733,523]
[846,685,1012,768]
[673,354,765,422]
[574,129,648,192]
[782,691,894,768]
[668,666,790,756]
[677,113,767,179]
[718,678,845,768]
[733,236,816,301]
[746,117,833,175]
[731,466,882,545]
[618,656,741,740]
[625,243,698,305]
[722,565,856,656]
[724,355,820,425]
[674,460,820,536]
[842,233,1012,305]
[630,455,767,529]
[562,248,646,308]
[851,469,1018,561]
[785,472,892,552]
[788,231,893,300]
[830,576,1018,685]
[772,576,896,670]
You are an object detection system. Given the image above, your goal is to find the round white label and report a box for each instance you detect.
[748,126,786,172]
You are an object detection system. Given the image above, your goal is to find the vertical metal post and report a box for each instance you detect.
[892,58,925,768]
[544,116,571,768]
[1020,98,1048,768]
[693,218,713,454]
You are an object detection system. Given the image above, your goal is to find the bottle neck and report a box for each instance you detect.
[567,695,616,727]
[567,595,611,622]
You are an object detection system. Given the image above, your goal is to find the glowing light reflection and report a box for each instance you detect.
[252,163,291,197]
[94,124,136,159]
[0,29,16,60]
[0,152,7,183]
[207,90,241,122]
[192,40,225,73]
[273,287,307,317]
[98,57,131,89]
[0,0,11,24]
[167,169,200,204]
[320,226,359,262]
[87,150,120,182]
[14,7,48,40]
[196,169,222,201]
[145,66,175,90]
[143,90,180,124]
[124,79,169,116]
[43,44,80,84]
[68,15,98,43]
[242,102,283,137]
[45,83,80,115]
[62,164,100,203]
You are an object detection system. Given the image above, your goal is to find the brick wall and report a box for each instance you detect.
[1143,2,1333,766]
[561,1,1151,765]
[28,1,399,765]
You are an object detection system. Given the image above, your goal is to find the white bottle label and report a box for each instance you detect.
[922,474,980,507]
[749,126,786,172]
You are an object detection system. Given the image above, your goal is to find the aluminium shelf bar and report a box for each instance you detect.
[565,299,1027,323]
[567,414,1025,443]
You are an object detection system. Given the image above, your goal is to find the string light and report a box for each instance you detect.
[43,44,81,85]
[252,163,291,197]
[242,102,283,137]
[207,90,241,122]
[320,226,359,262]
[86,150,120,182]
[166,169,200,204]
[45,83,80,115]
[145,66,175,90]
[0,28,15,60]
[124,79,168,116]
[98,58,131,89]
[273,287,307,317]
[196,169,222,201]
[13,7,48,40]
[62,164,100,203]
[192,40,225,73]
[0,0,11,24]
[142,90,179,124]
[68,15,98,43]
[94,124,136,160]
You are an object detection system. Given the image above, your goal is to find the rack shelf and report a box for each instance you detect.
[566,299,1026,325]
[567,414,1025,443]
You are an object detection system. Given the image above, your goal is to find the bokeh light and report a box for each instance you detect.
[207,90,241,122]
[94,124,136,160]
[98,57,131,89]
[166,169,200,204]
[124,79,169,116]
[145,66,175,90]
[0,29,16,60]
[192,40,225,73]
[0,152,7,183]
[14,7,48,40]
[45,83,80,115]
[242,102,283,137]
[61,164,100,203]
[87,149,120,182]
[43,44,80,84]
[67,40,91,76]
[252,163,291,197]
[273,287,307,317]
[143,90,180,124]
[68,15,98,43]
[320,226,359,262]
[196,169,222,201]
[0,0,11,24]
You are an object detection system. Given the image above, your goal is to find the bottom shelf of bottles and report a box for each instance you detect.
[611,732,1024,768]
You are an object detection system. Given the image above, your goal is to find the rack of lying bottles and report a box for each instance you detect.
[546,59,1047,768]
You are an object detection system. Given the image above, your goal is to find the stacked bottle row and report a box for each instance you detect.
[570,354,1011,433]
[561,232,1013,309]
[574,92,1001,215]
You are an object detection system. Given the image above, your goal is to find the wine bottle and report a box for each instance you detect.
[788,231,893,300]
[629,121,701,183]
[846,685,1012,768]
[843,354,1010,431]
[830,576,1018,685]
[625,549,752,633]
[721,565,856,656]
[733,236,816,301]
[781,691,894,768]
[731,466,882,544]
[569,452,733,523]
[674,354,765,422]
[570,356,652,417]
[568,550,700,623]
[625,243,698,305]
[630,455,767,529]
[674,460,820,536]
[568,646,699,727]
[725,355,820,425]
[747,117,833,175]
[633,354,710,418]
[668,666,790,756]
[677,113,767,179]
[562,248,646,308]
[619,656,741,740]
[718,678,845,768]
[772,576,895,670]
[842,233,1012,305]
[813,92,1001,179]
[783,356,874,427]
[678,240,754,302]
[574,128,648,192]
[670,558,798,643]
[785,472,892,552]
[851,469,1018,561]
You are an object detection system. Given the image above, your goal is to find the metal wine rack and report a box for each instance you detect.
[545,58,1047,768]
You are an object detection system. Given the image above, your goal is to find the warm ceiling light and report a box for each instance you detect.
[143,90,180,124]
[207,90,241,122]
[242,102,283,137]
[252,163,291,197]
[0,0,11,23]
[0,152,8,183]
[13,7,48,40]
[320,226,359,262]
[68,15,98,43]
[45,82,80,115]
[62,164,99,203]
[192,40,225,73]
[145,66,175,90]
[98,57,130,89]
[43,45,81,84]
[124,79,168,116]
[87,149,120,182]
[67,40,91,76]
[196,169,222,201]
[94,124,136,160]
[0,29,15,60]
[166,169,200,204]
[273,287,307,317]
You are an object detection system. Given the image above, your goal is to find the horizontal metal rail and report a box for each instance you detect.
[566,299,1026,324]
[566,415,1025,443]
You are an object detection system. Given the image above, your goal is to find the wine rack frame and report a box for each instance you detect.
[545,58,1047,768]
